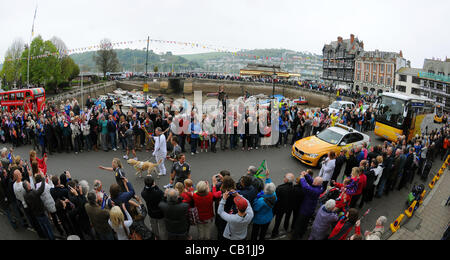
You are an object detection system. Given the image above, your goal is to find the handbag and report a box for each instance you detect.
[188,195,200,225]
[188,207,200,226]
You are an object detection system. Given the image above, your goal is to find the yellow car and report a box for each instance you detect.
[292,124,371,167]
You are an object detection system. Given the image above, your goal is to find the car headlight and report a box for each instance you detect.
[309,154,319,158]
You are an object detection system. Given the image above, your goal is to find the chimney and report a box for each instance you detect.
[350,34,355,44]
[399,50,403,58]
[360,41,364,49]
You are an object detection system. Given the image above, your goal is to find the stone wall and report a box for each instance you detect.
[113,79,350,108]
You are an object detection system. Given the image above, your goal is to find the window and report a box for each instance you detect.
[396,85,406,92]
[365,63,370,71]
[372,74,376,82]
[373,64,377,73]
[380,64,385,73]
[412,76,420,84]
[412,88,421,95]
[399,75,407,82]
[16,92,24,100]
[428,70,435,74]
[387,77,391,86]
[365,73,369,82]
[9,93,15,101]
[380,76,384,84]
[357,73,361,81]
[387,64,392,73]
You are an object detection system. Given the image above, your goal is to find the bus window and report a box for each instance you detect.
[377,96,406,127]
[25,92,31,98]
[9,93,15,101]
[16,92,24,100]
[2,94,8,101]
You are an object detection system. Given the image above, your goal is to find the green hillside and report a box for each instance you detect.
[71,48,200,73]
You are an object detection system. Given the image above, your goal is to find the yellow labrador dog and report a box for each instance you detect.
[127,159,163,178]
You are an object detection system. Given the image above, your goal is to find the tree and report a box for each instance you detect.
[20,36,61,90]
[50,36,68,55]
[93,39,120,77]
[153,65,159,73]
[61,56,80,82]
[0,38,25,88]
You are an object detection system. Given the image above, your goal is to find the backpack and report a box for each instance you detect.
[107,121,116,132]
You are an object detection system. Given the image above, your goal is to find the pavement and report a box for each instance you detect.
[388,161,450,240]
[0,131,448,240]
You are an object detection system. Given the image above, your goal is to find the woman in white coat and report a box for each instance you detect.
[319,151,336,190]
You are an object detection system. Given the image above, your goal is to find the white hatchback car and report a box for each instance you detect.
[328,101,355,115]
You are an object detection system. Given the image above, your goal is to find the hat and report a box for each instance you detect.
[234,196,248,212]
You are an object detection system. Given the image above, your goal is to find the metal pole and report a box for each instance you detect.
[145,36,149,99]
[81,72,83,108]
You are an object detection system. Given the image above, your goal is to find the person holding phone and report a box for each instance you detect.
[218,191,254,241]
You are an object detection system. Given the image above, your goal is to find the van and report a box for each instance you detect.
[328,101,355,115]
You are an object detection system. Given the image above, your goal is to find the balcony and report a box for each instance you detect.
[420,85,449,96]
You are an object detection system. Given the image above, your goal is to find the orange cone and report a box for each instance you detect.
[405,200,418,218]
[419,190,427,205]
[390,214,405,233]
[429,176,437,189]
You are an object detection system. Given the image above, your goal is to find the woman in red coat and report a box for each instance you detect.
[192,180,221,240]
[328,208,359,240]
[29,150,47,176]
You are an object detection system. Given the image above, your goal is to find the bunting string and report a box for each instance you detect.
[4,37,323,64]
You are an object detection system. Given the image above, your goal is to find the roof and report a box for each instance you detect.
[357,50,400,60]
[332,101,354,105]
[323,38,364,55]
[397,67,423,76]
[328,125,369,138]
[382,92,433,102]
[1,88,45,95]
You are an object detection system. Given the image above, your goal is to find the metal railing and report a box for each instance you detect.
[47,82,115,103]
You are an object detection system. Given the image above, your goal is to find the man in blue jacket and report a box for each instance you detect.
[237,175,258,205]
[290,172,323,240]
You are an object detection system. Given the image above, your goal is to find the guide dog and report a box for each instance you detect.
[127,158,163,178]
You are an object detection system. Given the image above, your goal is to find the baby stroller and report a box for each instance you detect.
[420,160,433,181]
[319,187,341,206]
[406,184,425,208]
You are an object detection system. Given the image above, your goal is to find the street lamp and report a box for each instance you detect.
[272,68,277,97]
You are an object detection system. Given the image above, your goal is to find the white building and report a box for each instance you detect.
[395,67,422,95]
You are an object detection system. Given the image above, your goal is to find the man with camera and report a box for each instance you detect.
[218,190,254,241]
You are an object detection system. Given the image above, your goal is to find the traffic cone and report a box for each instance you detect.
[419,190,427,205]
[429,176,437,189]
[390,214,405,233]
[405,200,418,218]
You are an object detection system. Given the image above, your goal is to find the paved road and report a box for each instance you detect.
[0,131,443,240]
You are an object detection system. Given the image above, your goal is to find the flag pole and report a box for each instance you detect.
[27,5,38,88]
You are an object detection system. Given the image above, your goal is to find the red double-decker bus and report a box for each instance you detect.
[0,88,46,113]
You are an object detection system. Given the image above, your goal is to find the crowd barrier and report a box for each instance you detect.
[390,155,449,233]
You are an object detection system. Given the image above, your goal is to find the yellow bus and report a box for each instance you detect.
[374,93,438,142]
[434,105,444,123]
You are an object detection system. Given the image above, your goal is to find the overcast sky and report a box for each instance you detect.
[1,0,449,67]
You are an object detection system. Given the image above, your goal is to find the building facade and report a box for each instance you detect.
[353,50,407,95]
[423,58,450,77]
[322,34,364,89]
[394,59,450,111]
[419,75,450,112]
[395,67,422,95]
